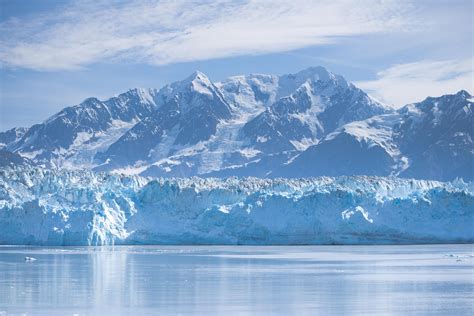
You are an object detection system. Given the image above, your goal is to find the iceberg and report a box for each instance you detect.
[0,167,472,245]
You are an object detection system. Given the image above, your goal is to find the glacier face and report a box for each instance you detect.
[1,167,472,246]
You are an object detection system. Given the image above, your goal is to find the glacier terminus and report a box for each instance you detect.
[0,167,472,246]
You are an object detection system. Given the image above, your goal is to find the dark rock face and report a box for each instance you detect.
[0,127,27,149]
[0,149,33,167]
[396,90,473,181]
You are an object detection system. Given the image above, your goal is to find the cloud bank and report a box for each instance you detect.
[0,0,412,71]
[356,59,473,107]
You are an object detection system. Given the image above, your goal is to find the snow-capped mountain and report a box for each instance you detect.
[243,67,387,153]
[396,90,473,180]
[2,67,472,180]
[1,167,472,245]
[10,88,160,168]
[0,127,27,149]
[95,71,233,174]
[279,90,473,181]
[97,67,387,177]
[228,67,388,176]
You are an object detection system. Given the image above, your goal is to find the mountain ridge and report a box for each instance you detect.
[277,90,473,181]
[2,67,472,181]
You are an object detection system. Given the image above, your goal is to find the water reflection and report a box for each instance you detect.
[0,245,473,315]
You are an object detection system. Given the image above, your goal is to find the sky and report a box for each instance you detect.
[0,0,472,130]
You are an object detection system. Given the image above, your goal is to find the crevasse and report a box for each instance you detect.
[0,167,472,245]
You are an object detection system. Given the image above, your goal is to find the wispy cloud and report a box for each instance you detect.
[356,59,473,107]
[0,0,413,71]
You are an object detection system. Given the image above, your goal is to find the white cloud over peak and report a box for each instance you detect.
[0,0,413,71]
[356,59,473,107]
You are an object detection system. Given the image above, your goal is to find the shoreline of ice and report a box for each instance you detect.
[1,167,472,246]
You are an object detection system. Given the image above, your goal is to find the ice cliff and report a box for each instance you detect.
[0,167,472,245]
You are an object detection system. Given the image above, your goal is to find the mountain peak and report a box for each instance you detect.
[186,70,210,82]
[418,89,473,106]
[276,66,350,100]
[298,66,332,80]
[180,70,215,95]
[158,70,216,101]
[82,97,102,105]
[291,66,346,85]
[127,87,148,94]
[456,89,472,99]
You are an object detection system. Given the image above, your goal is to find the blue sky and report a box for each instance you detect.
[1,0,472,130]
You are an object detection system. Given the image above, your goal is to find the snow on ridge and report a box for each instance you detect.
[0,166,472,246]
[133,87,157,105]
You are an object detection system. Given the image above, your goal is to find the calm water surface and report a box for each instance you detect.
[0,245,473,315]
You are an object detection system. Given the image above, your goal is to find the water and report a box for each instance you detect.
[0,245,473,315]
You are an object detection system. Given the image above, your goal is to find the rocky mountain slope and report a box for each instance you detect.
[2,67,472,181]
[279,90,473,181]
[9,88,159,168]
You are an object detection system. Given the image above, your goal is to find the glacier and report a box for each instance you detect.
[0,167,472,246]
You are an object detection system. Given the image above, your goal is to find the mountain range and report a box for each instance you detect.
[1,66,472,181]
